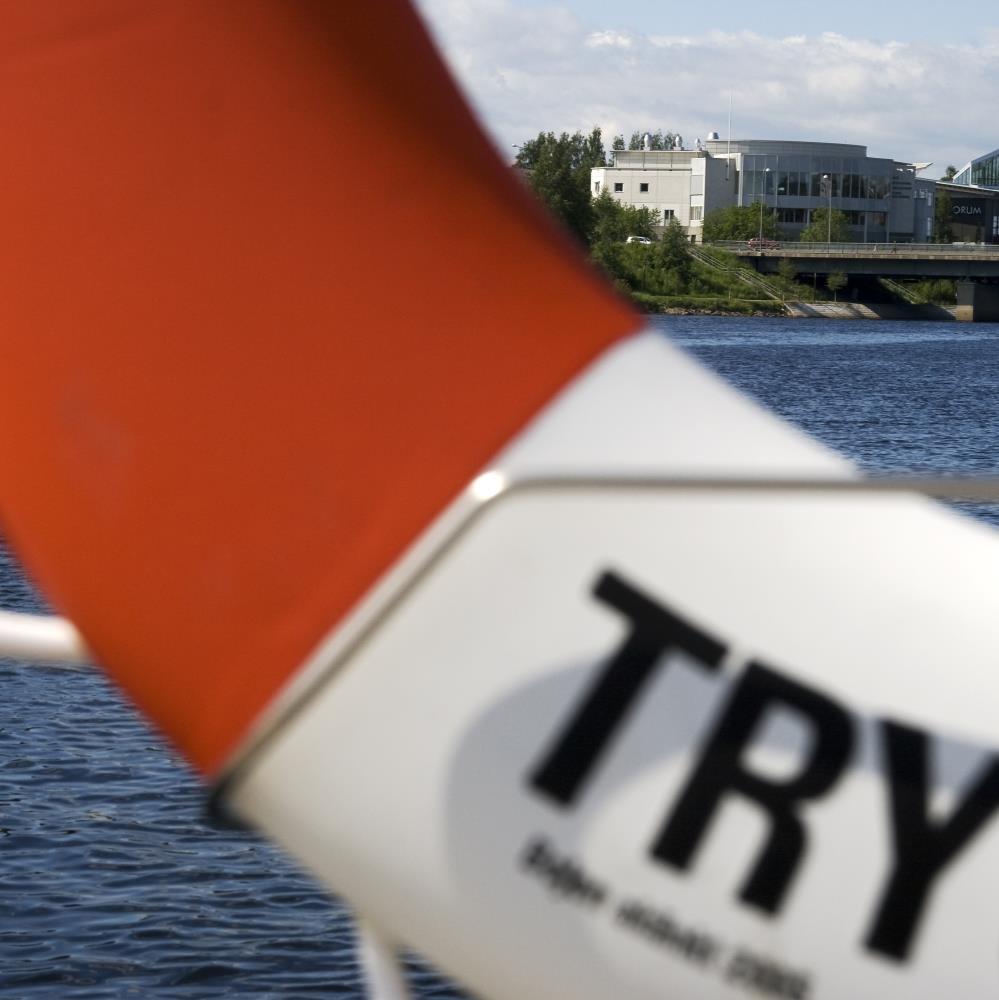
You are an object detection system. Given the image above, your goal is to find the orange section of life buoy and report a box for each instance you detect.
[0,1,639,774]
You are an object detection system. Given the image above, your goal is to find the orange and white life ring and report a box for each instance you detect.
[3,5,999,999]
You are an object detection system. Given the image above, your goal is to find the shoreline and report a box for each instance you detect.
[641,301,961,321]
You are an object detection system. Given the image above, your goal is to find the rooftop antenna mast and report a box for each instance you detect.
[726,92,732,180]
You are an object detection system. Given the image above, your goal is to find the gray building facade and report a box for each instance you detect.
[593,137,935,243]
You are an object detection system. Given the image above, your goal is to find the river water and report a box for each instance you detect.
[3,316,999,997]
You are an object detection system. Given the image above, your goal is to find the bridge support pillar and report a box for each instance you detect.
[956,281,999,322]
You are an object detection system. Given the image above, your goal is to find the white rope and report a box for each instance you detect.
[0,610,89,663]
[356,917,410,1000]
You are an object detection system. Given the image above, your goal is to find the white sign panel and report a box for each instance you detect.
[228,483,999,999]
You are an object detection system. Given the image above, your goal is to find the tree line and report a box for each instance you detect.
[512,128,852,306]
[513,128,957,307]
[514,128,697,299]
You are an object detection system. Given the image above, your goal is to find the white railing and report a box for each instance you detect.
[689,246,785,301]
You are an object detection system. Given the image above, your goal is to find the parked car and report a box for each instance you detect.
[625,235,653,245]
[747,237,780,249]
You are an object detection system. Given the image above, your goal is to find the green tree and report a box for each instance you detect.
[800,208,852,243]
[703,205,777,243]
[627,129,680,151]
[933,190,954,243]
[611,135,626,151]
[777,258,797,286]
[590,239,631,287]
[590,190,657,246]
[827,271,847,301]
[515,128,606,244]
[941,165,958,180]
[655,219,692,285]
[907,278,956,304]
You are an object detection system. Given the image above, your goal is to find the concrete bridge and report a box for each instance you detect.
[714,241,999,320]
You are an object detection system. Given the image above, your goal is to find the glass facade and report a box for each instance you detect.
[745,170,891,199]
[776,208,807,224]
[774,208,887,227]
[739,149,895,237]
[742,155,891,202]
[954,149,999,189]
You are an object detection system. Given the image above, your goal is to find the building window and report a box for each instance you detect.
[776,208,807,224]
[640,182,649,192]
[689,206,702,221]
[972,153,999,187]
[663,209,675,223]
[614,182,624,192]
[594,181,600,194]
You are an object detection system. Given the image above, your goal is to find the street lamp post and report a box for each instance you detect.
[823,173,832,242]
[759,167,771,242]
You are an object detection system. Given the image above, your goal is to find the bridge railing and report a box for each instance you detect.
[712,241,999,256]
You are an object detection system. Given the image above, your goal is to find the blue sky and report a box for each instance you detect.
[414,0,999,174]
[501,0,999,46]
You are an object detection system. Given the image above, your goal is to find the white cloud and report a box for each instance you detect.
[412,0,999,172]
[586,30,634,49]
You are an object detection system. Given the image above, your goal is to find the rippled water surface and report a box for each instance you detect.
[660,316,999,479]
[4,316,999,997]
[659,315,999,525]
[0,551,462,998]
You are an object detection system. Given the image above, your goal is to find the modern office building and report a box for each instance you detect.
[952,149,999,189]
[943,150,999,243]
[591,137,935,243]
